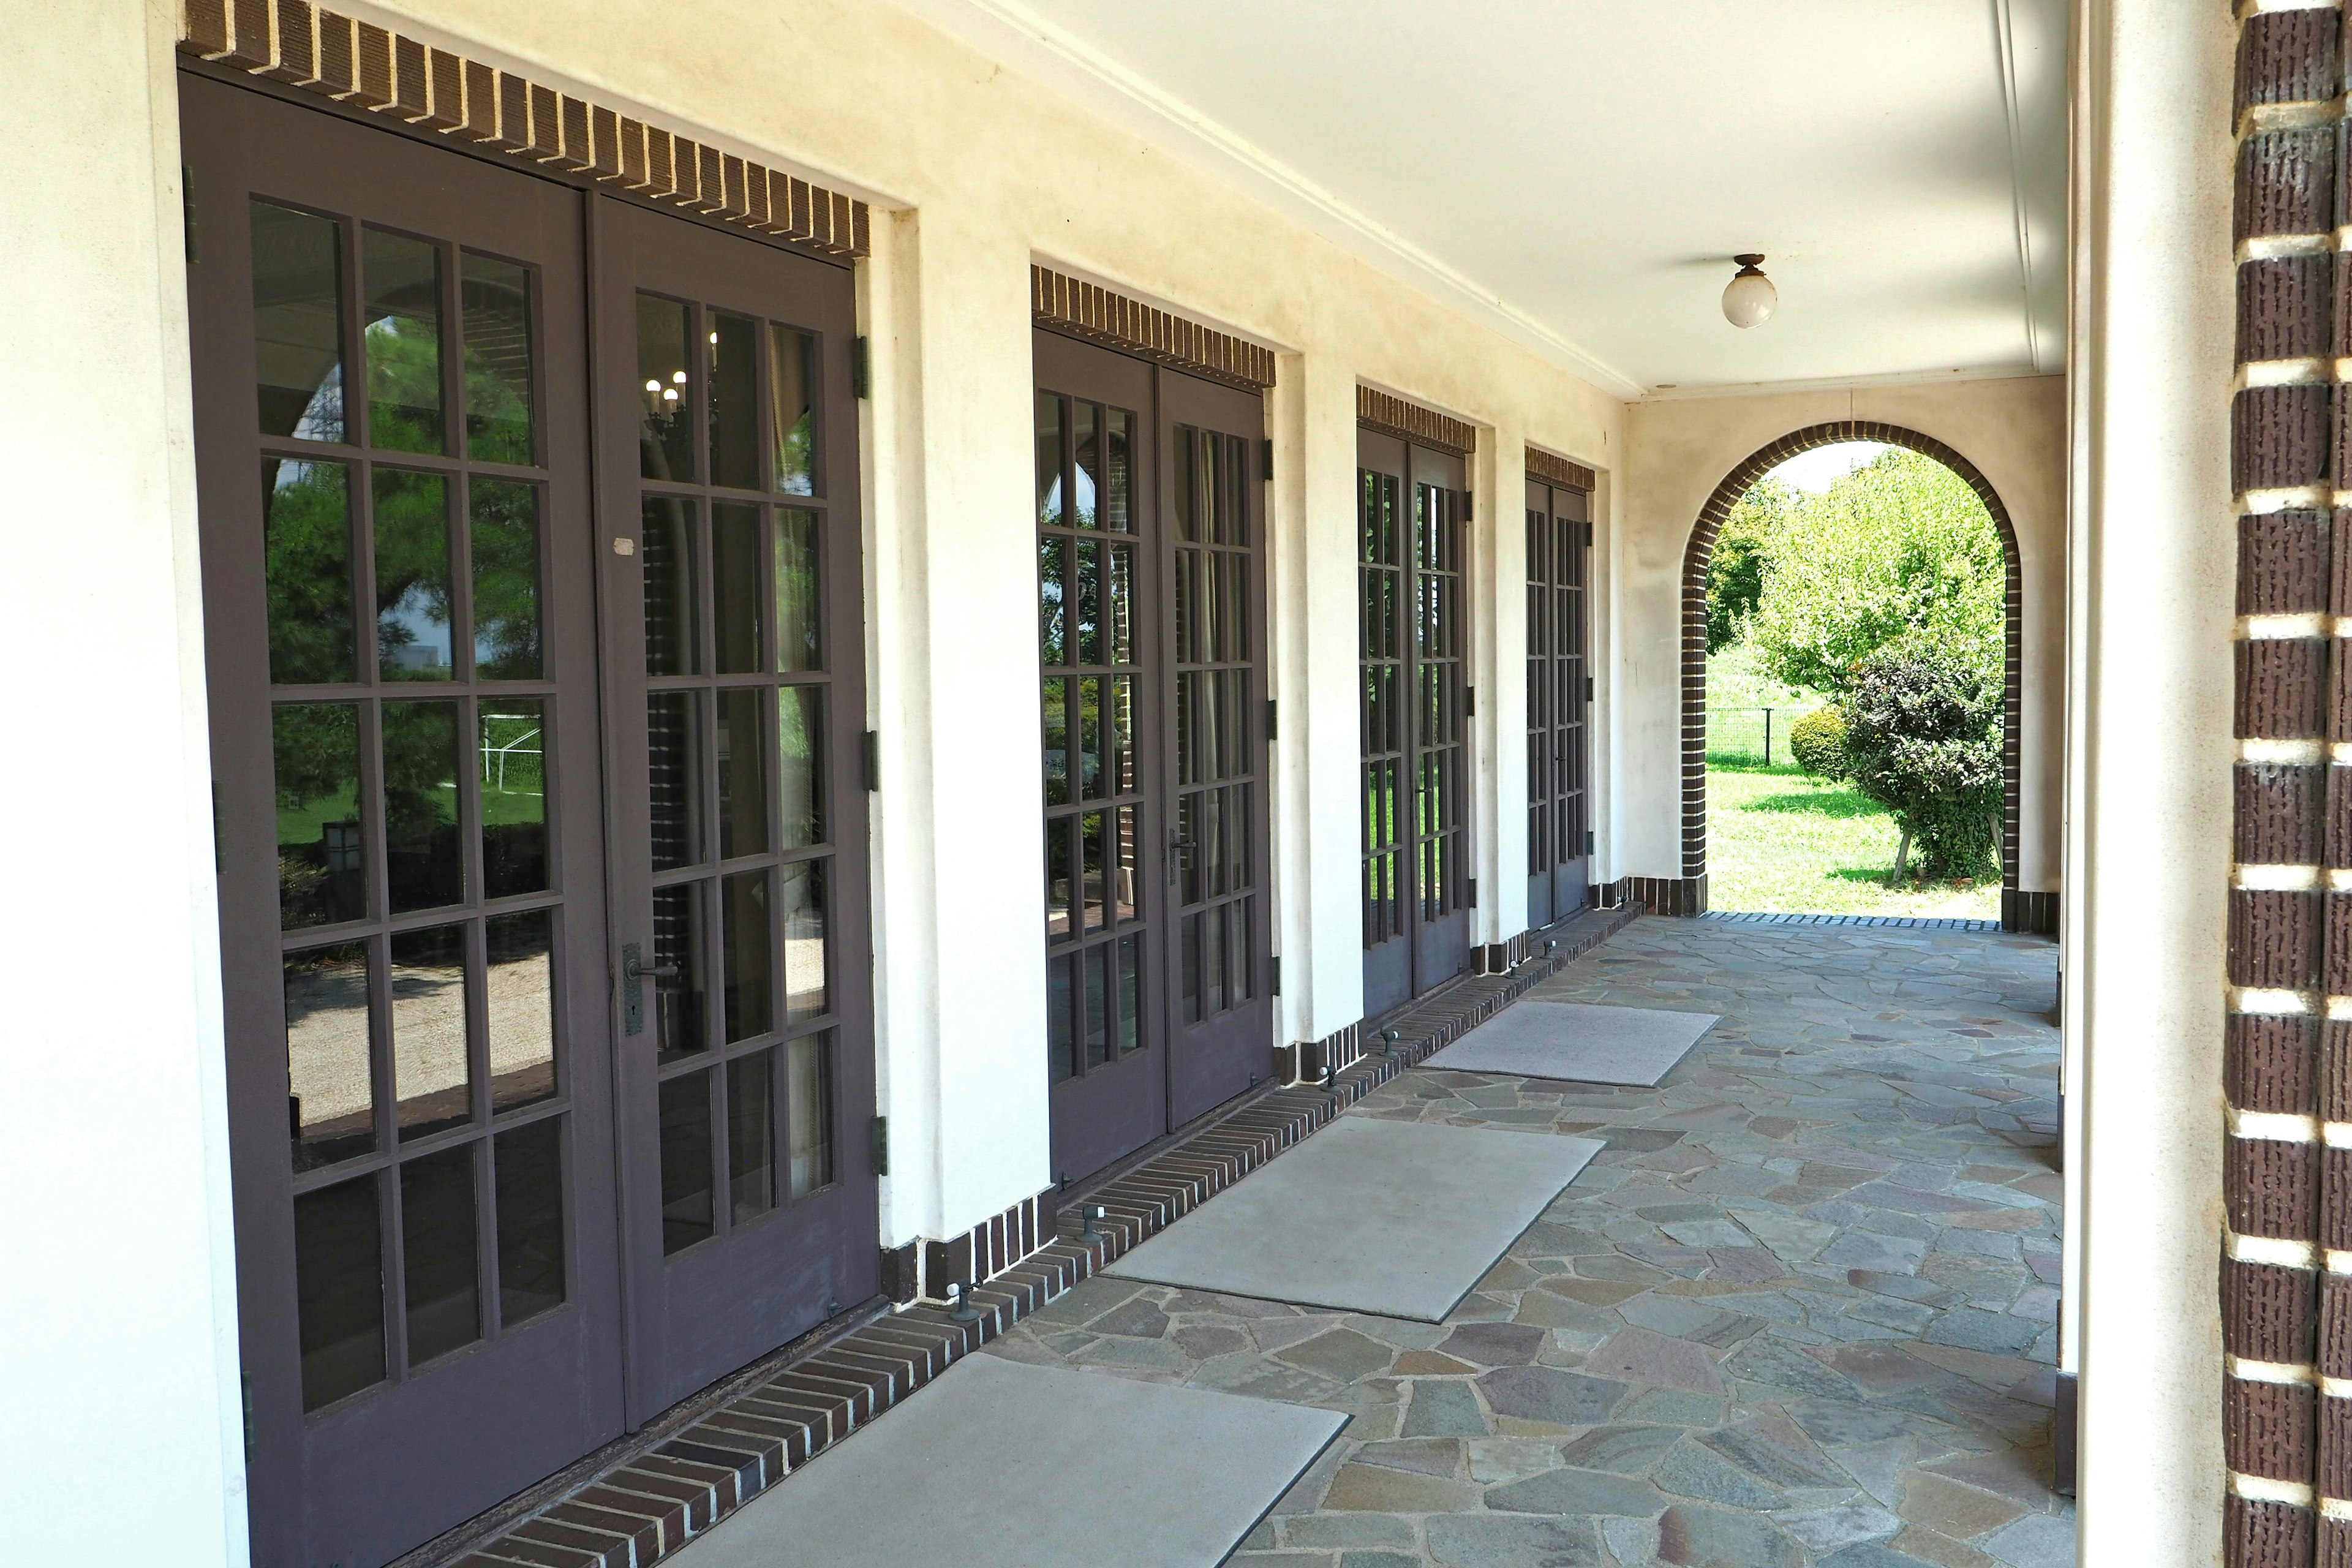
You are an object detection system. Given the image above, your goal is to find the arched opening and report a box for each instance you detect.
[1680,421,2022,919]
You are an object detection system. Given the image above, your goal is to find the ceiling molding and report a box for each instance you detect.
[896,0,1649,401]
[1991,0,2051,374]
[1635,364,2056,403]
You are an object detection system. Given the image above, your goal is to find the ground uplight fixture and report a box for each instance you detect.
[1722,254,1778,328]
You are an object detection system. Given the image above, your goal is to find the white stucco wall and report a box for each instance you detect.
[1618,377,2068,895]
[1,1,250,1562]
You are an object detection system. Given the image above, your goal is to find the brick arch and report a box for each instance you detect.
[1678,421,2025,905]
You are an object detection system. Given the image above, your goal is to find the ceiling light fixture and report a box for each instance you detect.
[1722,254,1777,329]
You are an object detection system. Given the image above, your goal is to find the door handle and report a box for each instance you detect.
[625,953,679,982]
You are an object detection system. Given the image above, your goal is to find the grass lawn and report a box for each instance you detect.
[1705,758,1999,921]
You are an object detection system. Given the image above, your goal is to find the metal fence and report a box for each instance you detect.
[1705,705,1807,766]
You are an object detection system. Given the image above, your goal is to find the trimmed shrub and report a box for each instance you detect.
[1841,644,2002,881]
[1787,706,1850,780]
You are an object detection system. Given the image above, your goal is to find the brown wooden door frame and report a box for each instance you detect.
[1359,430,1472,1019]
[183,72,624,1568]
[594,197,878,1420]
[1526,479,1590,927]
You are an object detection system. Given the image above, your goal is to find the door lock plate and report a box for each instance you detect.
[623,941,645,1036]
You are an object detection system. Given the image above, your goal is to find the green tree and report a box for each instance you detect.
[1841,643,2003,882]
[1705,475,1798,654]
[1747,449,2004,694]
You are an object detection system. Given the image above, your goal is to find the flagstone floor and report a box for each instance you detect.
[982,918,2071,1568]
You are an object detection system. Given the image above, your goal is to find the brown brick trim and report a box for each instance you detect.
[1357,385,1476,456]
[178,0,869,255]
[2227,9,2345,1561]
[1526,446,1596,491]
[1030,266,1276,390]
[1676,423,2027,914]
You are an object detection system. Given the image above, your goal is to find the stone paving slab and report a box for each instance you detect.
[985,918,2073,1567]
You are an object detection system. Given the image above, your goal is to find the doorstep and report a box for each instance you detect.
[423,907,1641,1568]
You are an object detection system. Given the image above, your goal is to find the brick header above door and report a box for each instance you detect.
[1357,386,1475,457]
[1526,445,1596,491]
[1030,266,1277,391]
[179,0,870,256]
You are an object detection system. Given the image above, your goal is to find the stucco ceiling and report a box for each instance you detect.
[896,0,2068,401]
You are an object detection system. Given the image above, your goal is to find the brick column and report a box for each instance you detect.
[2226,8,2345,1564]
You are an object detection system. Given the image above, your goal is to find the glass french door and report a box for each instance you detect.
[596,200,877,1415]
[1359,431,1471,1020]
[1033,332,1268,1183]
[185,75,622,1568]
[1526,479,1591,927]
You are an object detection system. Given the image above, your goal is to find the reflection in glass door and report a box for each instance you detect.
[597,199,876,1417]
[1526,480,1591,928]
[184,74,620,1568]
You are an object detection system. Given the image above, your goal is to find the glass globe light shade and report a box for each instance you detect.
[1722,266,1777,329]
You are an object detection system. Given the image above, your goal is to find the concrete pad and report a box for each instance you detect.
[668,1352,1343,1568]
[1104,1116,1604,1321]
[1423,1000,1717,1086]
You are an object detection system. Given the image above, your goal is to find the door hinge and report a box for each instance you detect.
[870,1115,889,1176]
[240,1373,255,1464]
[1264,698,1278,741]
[1586,829,1596,854]
[1464,685,1476,718]
[181,167,197,263]
[1585,675,1594,702]
[1270,956,1281,995]
[852,336,871,399]
[1583,519,1594,548]
[1468,878,1479,908]
[863,730,881,792]
[1262,437,1274,474]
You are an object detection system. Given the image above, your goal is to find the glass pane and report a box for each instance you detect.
[1041,677,1069,809]
[1226,434,1250,546]
[770,325,817,496]
[1182,913,1200,1023]
[461,254,534,464]
[658,1071,715,1254]
[1174,548,1197,665]
[471,479,541,679]
[1074,404,1099,529]
[285,940,375,1169]
[487,910,557,1112]
[722,870,774,1043]
[1177,791,1201,905]
[642,496,700,676]
[1114,804,1137,923]
[637,294,692,481]
[716,688,771,859]
[1044,815,1071,937]
[1204,902,1226,1015]
[777,509,822,672]
[1082,810,1106,930]
[1077,676,1102,800]
[274,703,366,929]
[1104,410,1133,532]
[481,700,548,899]
[711,502,763,673]
[251,202,345,442]
[1109,676,1134,795]
[1177,431,1200,543]
[295,1175,383,1410]
[1117,935,1141,1055]
[1035,393,1063,527]
[263,458,355,684]
[401,1144,480,1366]
[383,700,463,912]
[374,469,453,680]
[709,311,758,489]
[728,1050,776,1223]
[653,883,708,1064]
[494,1117,565,1327]
[1107,543,1134,664]
[788,1034,834,1197]
[782,860,828,1024]
[1038,538,1067,666]
[1085,943,1109,1068]
[1047,953,1074,1084]
[390,923,470,1139]
[1075,541,1101,664]
[363,228,443,454]
[648,691,704,871]
[1231,897,1253,1003]
[778,685,825,850]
